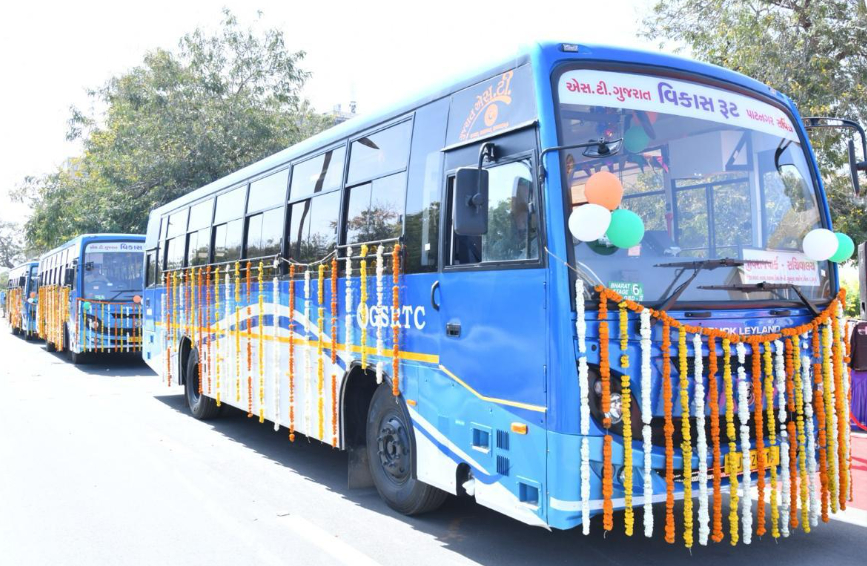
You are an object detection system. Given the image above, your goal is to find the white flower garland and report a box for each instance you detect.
[161,290,168,384]
[576,279,591,535]
[694,332,709,546]
[375,245,384,384]
[640,307,653,538]
[775,339,790,537]
[304,269,312,434]
[802,351,818,527]
[736,342,752,544]
[825,318,840,509]
[345,247,354,365]
[272,275,280,430]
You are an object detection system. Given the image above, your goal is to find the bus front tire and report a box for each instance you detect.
[366,383,447,516]
[46,341,56,353]
[185,350,221,420]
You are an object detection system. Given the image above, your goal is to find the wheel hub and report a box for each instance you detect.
[377,415,410,484]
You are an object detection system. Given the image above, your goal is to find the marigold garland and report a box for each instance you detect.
[257,262,265,424]
[793,336,809,531]
[214,267,221,406]
[802,350,818,527]
[785,338,799,529]
[165,272,173,387]
[832,304,848,510]
[708,336,724,543]
[678,326,693,549]
[272,269,281,431]
[303,268,312,435]
[723,338,739,546]
[619,302,629,368]
[234,262,241,403]
[621,365,634,536]
[223,268,231,405]
[345,247,354,365]
[317,264,325,441]
[206,266,213,396]
[195,268,202,395]
[599,292,613,532]
[663,319,675,544]
[288,264,296,442]
[748,339,766,537]
[823,321,838,514]
[331,256,338,447]
[813,322,829,522]
[392,244,401,397]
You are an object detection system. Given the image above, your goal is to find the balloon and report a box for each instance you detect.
[584,171,623,211]
[802,228,838,261]
[133,295,142,304]
[82,301,91,312]
[569,204,612,242]
[623,126,650,153]
[606,209,646,248]
[829,232,855,263]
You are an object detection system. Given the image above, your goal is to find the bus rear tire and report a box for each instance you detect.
[366,383,447,516]
[185,350,221,420]
[11,326,19,336]
[46,341,56,353]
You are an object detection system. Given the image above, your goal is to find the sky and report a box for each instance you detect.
[0,0,664,224]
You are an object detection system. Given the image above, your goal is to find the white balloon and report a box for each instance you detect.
[802,228,838,261]
[569,204,612,242]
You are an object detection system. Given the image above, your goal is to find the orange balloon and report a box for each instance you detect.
[585,171,623,211]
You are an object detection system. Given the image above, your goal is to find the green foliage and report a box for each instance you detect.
[0,220,31,269]
[642,0,867,244]
[15,10,333,253]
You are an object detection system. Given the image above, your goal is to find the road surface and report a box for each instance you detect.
[1,328,866,564]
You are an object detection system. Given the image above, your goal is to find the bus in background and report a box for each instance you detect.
[140,42,864,541]
[5,261,39,339]
[37,234,145,364]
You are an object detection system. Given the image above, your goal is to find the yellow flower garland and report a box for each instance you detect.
[822,322,837,513]
[621,365,633,535]
[258,261,265,423]
[793,337,809,532]
[317,264,326,441]
[235,262,241,403]
[619,302,629,368]
[214,267,221,406]
[678,326,693,549]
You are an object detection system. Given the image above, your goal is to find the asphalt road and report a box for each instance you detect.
[1,327,866,565]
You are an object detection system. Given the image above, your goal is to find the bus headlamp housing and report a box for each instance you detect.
[584,363,640,437]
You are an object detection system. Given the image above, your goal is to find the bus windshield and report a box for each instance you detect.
[83,242,144,301]
[557,69,831,306]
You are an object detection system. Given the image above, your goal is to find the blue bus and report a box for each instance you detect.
[37,234,145,363]
[141,42,862,543]
[5,261,39,339]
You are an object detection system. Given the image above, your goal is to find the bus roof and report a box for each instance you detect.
[147,41,796,224]
[39,234,145,262]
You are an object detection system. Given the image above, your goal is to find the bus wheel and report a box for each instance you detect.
[46,340,56,353]
[185,350,221,420]
[366,383,447,515]
[24,331,33,341]
[11,326,19,336]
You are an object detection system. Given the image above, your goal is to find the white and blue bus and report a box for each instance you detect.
[5,261,39,339]
[37,234,145,363]
[141,42,863,543]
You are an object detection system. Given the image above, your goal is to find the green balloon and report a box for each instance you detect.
[82,301,91,312]
[829,232,855,263]
[606,209,645,248]
[623,126,649,153]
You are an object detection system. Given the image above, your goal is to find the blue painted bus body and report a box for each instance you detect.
[5,261,39,337]
[37,234,145,355]
[141,42,835,530]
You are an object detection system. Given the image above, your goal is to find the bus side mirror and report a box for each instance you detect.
[848,138,867,197]
[64,268,75,287]
[453,167,489,236]
[18,276,26,287]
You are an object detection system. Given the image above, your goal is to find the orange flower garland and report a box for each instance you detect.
[723,338,739,546]
[708,336,724,543]
[748,338,766,536]
[832,308,847,510]
[206,265,213,395]
[785,338,798,529]
[662,318,675,544]
[764,341,779,538]
[598,291,613,532]
[331,256,338,447]
[822,321,838,513]
[392,244,401,397]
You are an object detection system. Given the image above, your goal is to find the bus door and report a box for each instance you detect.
[426,127,549,521]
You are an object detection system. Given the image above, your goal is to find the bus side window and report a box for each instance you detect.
[146,251,156,287]
[405,100,448,273]
[450,158,539,265]
[288,192,340,264]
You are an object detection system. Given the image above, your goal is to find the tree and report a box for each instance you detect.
[14,10,332,252]
[642,0,867,244]
[0,220,28,269]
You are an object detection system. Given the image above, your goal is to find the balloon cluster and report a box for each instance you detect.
[569,171,645,249]
[802,228,854,263]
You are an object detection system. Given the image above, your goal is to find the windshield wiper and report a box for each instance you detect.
[105,289,139,302]
[654,258,756,312]
[697,282,819,316]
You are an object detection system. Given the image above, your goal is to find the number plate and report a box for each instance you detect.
[724,445,780,476]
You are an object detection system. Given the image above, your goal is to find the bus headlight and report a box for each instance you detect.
[593,378,623,425]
